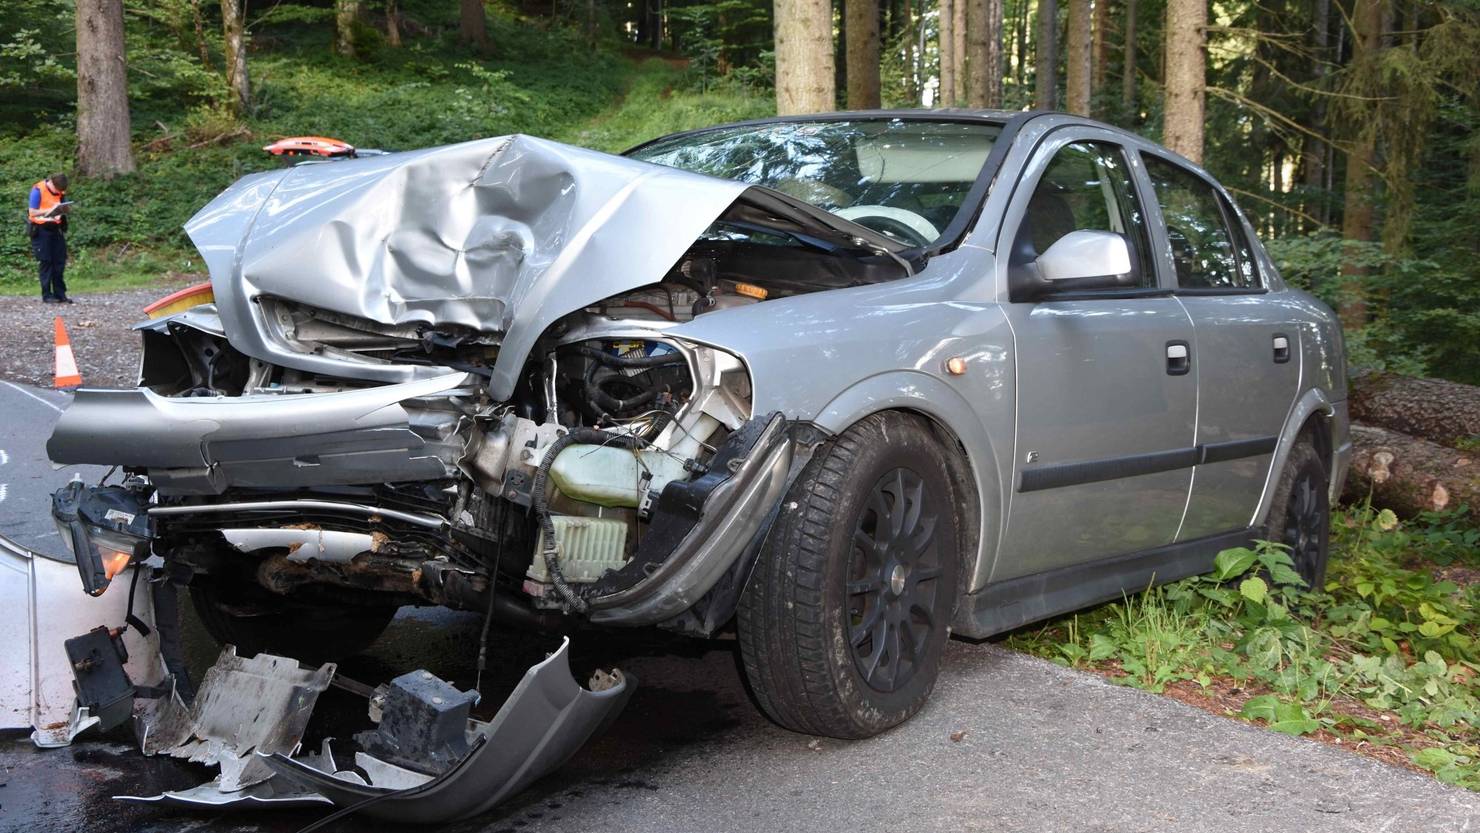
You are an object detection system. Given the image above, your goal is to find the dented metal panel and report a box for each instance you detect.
[185,135,752,400]
[139,647,334,791]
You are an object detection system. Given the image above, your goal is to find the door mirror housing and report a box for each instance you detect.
[1010,230,1141,301]
[1038,229,1132,283]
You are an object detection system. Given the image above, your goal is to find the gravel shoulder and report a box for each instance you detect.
[0,283,191,389]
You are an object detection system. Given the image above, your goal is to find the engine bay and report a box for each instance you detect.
[91,275,786,635]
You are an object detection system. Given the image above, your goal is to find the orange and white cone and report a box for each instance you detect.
[53,316,82,388]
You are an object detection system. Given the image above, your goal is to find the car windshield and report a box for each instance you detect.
[628,119,1003,247]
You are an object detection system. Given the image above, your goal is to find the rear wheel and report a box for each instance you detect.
[1263,438,1331,589]
[189,577,398,664]
[737,412,962,739]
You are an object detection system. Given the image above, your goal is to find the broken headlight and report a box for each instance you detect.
[51,481,153,596]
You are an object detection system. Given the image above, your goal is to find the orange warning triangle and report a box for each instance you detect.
[54,316,82,388]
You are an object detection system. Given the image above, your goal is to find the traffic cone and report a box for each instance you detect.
[53,316,82,388]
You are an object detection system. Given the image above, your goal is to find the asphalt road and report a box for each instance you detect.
[2,379,1477,833]
[0,381,104,557]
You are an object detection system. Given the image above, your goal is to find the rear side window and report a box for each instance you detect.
[1143,156,1259,289]
[1015,141,1155,288]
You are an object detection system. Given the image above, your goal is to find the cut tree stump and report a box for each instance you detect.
[1350,371,1480,450]
[1345,423,1479,517]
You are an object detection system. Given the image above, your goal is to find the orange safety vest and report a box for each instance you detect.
[29,179,65,226]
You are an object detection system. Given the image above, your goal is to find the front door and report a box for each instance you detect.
[994,134,1198,581]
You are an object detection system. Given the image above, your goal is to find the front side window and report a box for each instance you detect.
[1143,156,1259,289]
[628,119,1003,248]
[1014,141,1154,287]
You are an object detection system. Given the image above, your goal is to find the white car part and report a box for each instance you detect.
[0,533,162,747]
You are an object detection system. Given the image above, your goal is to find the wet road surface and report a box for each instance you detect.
[3,380,1478,832]
[5,608,1479,833]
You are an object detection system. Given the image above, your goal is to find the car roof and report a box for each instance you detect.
[624,109,1169,160]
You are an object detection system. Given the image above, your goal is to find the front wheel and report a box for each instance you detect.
[737,412,962,739]
[189,577,398,664]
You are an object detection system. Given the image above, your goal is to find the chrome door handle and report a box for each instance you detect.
[1273,334,1291,364]
[1166,340,1190,376]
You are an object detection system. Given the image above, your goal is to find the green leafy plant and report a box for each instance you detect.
[1010,507,1480,790]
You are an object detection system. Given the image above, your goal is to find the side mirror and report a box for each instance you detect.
[1007,228,1143,302]
[1037,229,1133,286]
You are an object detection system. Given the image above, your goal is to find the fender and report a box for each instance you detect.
[1251,386,1348,528]
[812,370,1007,593]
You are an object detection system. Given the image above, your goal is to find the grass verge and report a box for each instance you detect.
[1007,505,1480,789]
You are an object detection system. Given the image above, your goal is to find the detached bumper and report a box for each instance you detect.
[46,373,472,495]
[263,638,632,824]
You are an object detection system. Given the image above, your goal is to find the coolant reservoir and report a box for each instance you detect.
[548,445,690,509]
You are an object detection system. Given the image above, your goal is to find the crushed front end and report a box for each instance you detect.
[40,134,910,646]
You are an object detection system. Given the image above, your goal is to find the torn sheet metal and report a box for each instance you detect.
[185,134,752,400]
[117,740,339,809]
[140,646,334,791]
[0,533,162,747]
[265,637,633,824]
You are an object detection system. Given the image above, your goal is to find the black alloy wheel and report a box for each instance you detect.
[847,467,946,693]
[1265,438,1331,589]
[737,411,962,739]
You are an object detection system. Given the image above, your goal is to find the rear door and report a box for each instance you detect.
[1137,153,1301,539]
[993,131,1198,581]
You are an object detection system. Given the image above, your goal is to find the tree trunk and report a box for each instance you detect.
[459,0,489,52]
[1299,0,1328,231]
[335,0,358,56]
[1015,0,1028,89]
[903,0,919,103]
[952,0,966,103]
[1345,425,1479,518]
[221,0,250,114]
[1091,0,1110,100]
[774,0,835,114]
[1162,0,1204,163]
[1349,372,1480,450]
[1034,0,1057,109]
[190,0,213,68]
[386,0,402,46]
[1120,0,1135,110]
[965,0,1002,106]
[939,0,957,105]
[75,0,135,178]
[1065,0,1091,114]
[846,0,881,107]
[1337,0,1385,330]
[987,0,1003,106]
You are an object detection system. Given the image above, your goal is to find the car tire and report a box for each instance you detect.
[737,412,962,739]
[189,578,398,664]
[1263,437,1331,589]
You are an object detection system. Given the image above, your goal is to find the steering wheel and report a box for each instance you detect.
[834,205,939,247]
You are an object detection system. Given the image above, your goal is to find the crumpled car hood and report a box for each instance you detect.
[185,135,750,400]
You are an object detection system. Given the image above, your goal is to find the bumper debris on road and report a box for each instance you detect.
[3,531,633,825]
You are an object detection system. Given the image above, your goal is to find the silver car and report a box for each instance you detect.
[48,111,1350,740]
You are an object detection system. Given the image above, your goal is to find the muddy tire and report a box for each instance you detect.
[189,578,397,664]
[1263,437,1331,589]
[737,412,962,739]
